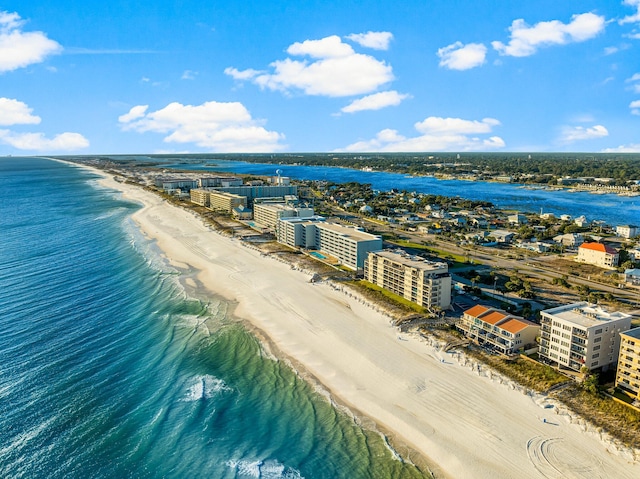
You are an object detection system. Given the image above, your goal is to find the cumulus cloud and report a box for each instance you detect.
[620,0,640,25]
[0,11,62,72]
[601,143,640,152]
[560,124,609,142]
[340,90,410,114]
[0,130,89,151]
[225,35,394,97]
[437,42,487,70]
[345,31,393,50]
[118,101,285,152]
[181,70,197,80]
[0,98,41,125]
[492,12,605,57]
[340,116,505,152]
[630,100,640,115]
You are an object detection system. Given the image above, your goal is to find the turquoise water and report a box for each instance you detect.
[309,252,327,260]
[0,158,428,478]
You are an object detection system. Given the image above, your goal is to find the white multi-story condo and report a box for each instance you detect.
[457,305,539,355]
[577,242,619,268]
[616,225,639,239]
[277,217,382,271]
[539,302,631,372]
[615,328,640,401]
[253,203,314,232]
[363,249,451,310]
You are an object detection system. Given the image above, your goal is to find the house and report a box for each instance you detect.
[457,305,539,355]
[539,302,631,372]
[574,215,589,228]
[553,233,584,248]
[616,225,639,239]
[624,269,640,286]
[490,230,515,243]
[577,242,619,269]
[508,213,528,225]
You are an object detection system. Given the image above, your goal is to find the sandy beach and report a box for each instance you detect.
[80,164,639,479]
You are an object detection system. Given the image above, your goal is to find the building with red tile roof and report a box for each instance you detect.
[577,242,619,268]
[457,306,539,355]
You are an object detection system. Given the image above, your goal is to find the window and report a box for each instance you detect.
[594,337,602,343]
[595,328,603,334]
[593,353,599,359]
[593,345,600,351]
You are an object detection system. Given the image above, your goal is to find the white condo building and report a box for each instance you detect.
[363,249,451,310]
[615,328,640,401]
[277,217,382,271]
[539,302,631,372]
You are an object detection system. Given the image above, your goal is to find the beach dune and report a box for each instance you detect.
[95,168,638,479]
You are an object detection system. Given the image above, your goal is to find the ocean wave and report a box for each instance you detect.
[181,374,231,402]
[226,458,304,478]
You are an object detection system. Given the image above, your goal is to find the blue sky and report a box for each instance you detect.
[1,0,640,154]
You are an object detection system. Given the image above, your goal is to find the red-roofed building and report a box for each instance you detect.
[458,306,539,355]
[577,242,619,269]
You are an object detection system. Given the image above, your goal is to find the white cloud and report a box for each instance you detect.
[181,70,197,80]
[118,100,285,152]
[118,105,149,123]
[630,100,640,115]
[415,117,500,134]
[340,90,410,113]
[620,0,640,25]
[0,98,41,125]
[340,116,505,152]
[627,72,640,93]
[492,12,605,57]
[225,35,393,97]
[0,130,89,151]
[601,143,640,152]
[560,124,609,142]
[437,42,487,70]
[345,31,393,50]
[0,11,62,72]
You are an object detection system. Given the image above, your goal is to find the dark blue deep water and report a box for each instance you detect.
[164,159,640,227]
[0,158,427,478]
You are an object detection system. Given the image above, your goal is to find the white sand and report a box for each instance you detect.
[80,164,639,479]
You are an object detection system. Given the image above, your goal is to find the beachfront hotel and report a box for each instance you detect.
[539,302,631,372]
[277,217,382,271]
[615,328,640,401]
[457,305,539,355]
[363,249,452,310]
[576,242,619,268]
[253,202,314,232]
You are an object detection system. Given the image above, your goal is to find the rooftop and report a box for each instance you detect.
[463,304,492,318]
[499,318,538,334]
[370,249,448,271]
[542,302,631,328]
[621,328,640,340]
[579,242,618,255]
[317,222,381,242]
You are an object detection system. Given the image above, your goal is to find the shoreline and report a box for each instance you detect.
[60,159,640,479]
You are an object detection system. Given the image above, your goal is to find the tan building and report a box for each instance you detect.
[253,203,314,232]
[363,249,451,310]
[539,302,631,372]
[615,328,640,401]
[208,191,247,212]
[457,305,539,355]
[190,188,211,207]
[577,242,619,268]
[616,225,639,239]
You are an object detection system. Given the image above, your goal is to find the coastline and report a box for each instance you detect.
[63,160,640,479]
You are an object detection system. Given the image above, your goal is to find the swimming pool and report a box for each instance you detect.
[309,251,326,260]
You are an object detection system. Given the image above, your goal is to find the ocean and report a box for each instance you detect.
[0,158,427,478]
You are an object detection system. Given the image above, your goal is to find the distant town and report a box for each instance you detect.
[68,156,640,445]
